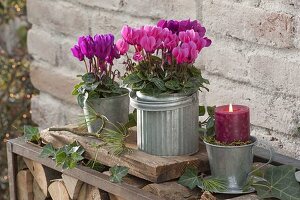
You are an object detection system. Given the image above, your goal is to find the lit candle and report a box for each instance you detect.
[215,104,250,143]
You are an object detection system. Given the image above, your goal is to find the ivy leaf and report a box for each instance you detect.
[206,117,215,130]
[207,106,216,117]
[82,72,96,83]
[254,165,300,200]
[72,82,84,95]
[178,167,202,190]
[165,80,181,91]
[24,125,40,143]
[109,166,129,183]
[199,106,206,116]
[149,77,166,91]
[40,143,56,158]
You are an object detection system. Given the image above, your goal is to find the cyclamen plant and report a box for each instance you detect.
[118,19,212,96]
[71,34,128,108]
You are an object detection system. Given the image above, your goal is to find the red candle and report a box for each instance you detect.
[215,104,250,143]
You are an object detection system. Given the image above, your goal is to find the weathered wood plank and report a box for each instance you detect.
[17,170,34,200]
[40,125,209,182]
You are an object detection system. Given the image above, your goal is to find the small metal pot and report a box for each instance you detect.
[83,92,129,133]
[130,91,199,156]
[204,137,257,191]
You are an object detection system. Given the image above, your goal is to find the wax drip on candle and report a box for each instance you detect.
[229,103,233,112]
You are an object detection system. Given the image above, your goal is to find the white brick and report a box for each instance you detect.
[202,0,294,48]
[31,92,81,129]
[30,61,80,105]
[203,74,300,135]
[27,0,90,37]
[248,54,300,97]
[201,35,250,82]
[251,126,300,160]
[27,26,60,66]
[89,9,156,38]
[79,0,197,19]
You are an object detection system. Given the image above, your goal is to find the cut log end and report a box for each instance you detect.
[48,180,70,200]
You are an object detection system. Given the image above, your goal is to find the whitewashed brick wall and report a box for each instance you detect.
[27,0,300,159]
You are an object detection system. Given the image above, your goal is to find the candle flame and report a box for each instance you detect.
[229,103,233,112]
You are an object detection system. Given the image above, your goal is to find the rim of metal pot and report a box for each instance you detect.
[86,91,129,101]
[135,91,195,102]
[129,91,197,111]
[203,136,257,149]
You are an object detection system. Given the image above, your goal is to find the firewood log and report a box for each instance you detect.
[33,179,47,200]
[23,158,61,197]
[17,169,33,200]
[48,180,70,200]
[62,174,83,199]
[77,183,109,200]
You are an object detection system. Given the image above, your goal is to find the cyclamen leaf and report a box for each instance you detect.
[82,72,96,83]
[109,166,129,183]
[206,117,215,130]
[40,143,56,158]
[24,125,40,143]
[178,167,202,190]
[254,165,300,200]
[207,106,216,117]
[149,77,166,91]
[123,73,142,85]
[165,80,181,91]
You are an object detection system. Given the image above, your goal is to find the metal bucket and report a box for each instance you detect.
[204,137,257,191]
[83,92,129,133]
[130,91,199,156]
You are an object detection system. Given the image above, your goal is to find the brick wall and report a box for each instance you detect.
[27,0,300,159]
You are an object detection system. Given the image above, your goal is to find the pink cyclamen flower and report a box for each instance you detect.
[116,39,129,55]
[71,45,84,61]
[140,35,156,52]
[121,25,141,45]
[182,41,198,63]
[172,46,189,64]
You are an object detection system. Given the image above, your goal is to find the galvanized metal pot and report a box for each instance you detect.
[204,137,257,191]
[83,93,129,133]
[130,91,199,156]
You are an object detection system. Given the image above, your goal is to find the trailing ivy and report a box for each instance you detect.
[40,141,85,169]
[198,105,215,137]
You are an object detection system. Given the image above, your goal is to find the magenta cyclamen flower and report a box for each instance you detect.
[78,35,95,59]
[71,45,84,61]
[140,35,156,52]
[116,39,129,55]
[121,25,141,45]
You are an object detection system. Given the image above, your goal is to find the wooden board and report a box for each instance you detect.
[40,125,209,183]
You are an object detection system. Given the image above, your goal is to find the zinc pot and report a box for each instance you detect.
[130,91,199,156]
[204,137,257,191]
[83,93,129,133]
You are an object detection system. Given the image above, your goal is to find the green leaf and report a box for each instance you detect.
[55,150,67,166]
[254,165,300,200]
[125,109,137,128]
[77,93,86,108]
[207,106,216,117]
[24,125,40,143]
[199,106,206,116]
[72,82,84,95]
[109,166,129,183]
[82,73,96,83]
[149,77,166,91]
[40,143,56,158]
[206,117,214,130]
[123,73,142,85]
[202,177,227,192]
[165,80,181,91]
[178,167,202,190]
